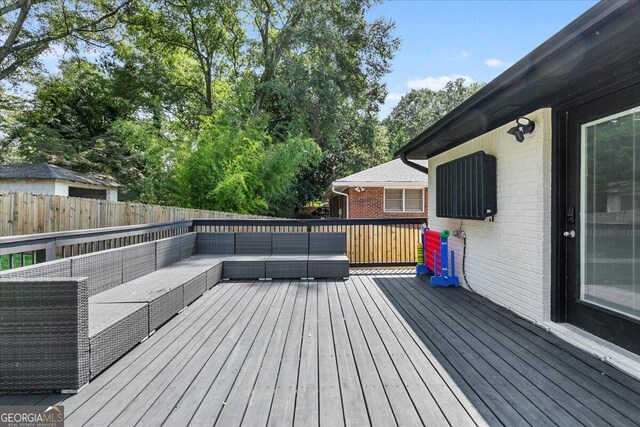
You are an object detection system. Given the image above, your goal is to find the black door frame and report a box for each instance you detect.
[553,84,640,354]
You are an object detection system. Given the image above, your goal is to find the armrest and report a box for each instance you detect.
[0,277,89,393]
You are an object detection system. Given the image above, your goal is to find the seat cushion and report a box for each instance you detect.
[223,256,268,279]
[88,302,148,378]
[307,254,349,279]
[266,255,308,279]
[90,255,225,304]
[91,255,224,331]
[307,255,349,261]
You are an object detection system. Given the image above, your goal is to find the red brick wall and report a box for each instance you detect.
[347,186,428,219]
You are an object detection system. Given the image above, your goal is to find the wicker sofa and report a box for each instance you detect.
[199,231,349,280]
[0,231,348,393]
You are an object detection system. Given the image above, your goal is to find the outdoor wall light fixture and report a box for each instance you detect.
[507,116,535,142]
[354,186,365,193]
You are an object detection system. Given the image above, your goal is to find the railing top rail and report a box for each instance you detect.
[0,217,426,255]
[192,217,427,227]
[0,220,192,247]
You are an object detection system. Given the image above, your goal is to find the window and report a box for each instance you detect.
[384,188,424,212]
[68,187,107,200]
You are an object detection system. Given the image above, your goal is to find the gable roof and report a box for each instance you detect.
[332,158,428,188]
[0,164,121,187]
[396,0,640,160]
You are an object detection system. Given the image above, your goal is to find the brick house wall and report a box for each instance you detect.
[347,186,428,219]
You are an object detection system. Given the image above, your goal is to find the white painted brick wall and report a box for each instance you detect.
[428,108,552,322]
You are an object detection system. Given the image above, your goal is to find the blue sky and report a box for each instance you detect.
[369,0,597,117]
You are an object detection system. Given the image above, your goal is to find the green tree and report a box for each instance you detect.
[1,58,174,201]
[173,115,321,215]
[0,0,132,81]
[2,0,399,216]
[124,0,244,115]
[247,0,399,206]
[383,78,484,154]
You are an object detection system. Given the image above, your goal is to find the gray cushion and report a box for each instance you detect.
[72,248,123,296]
[235,233,271,255]
[309,232,347,255]
[197,233,235,255]
[122,242,156,283]
[272,233,308,255]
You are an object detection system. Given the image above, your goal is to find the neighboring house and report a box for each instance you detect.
[325,158,428,219]
[0,164,120,201]
[396,0,640,356]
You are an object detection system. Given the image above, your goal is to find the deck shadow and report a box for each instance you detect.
[372,274,640,427]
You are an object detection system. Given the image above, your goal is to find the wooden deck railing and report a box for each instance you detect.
[0,218,426,270]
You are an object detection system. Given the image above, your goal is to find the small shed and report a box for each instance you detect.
[325,158,428,219]
[0,164,120,201]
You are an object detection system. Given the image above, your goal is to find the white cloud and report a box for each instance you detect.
[406,74,474,91]
[460,50,469,58]
[485,58,512,68]
[385,92,405,102]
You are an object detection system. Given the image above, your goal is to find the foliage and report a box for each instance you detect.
[383,78,484,154]
[1,0,399,216]
[0,0,132,81]
[173,116,322,215]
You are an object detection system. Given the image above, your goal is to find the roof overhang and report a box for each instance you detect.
[332,181,428,188]
[396,0,640,161]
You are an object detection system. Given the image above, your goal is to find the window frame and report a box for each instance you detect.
[383,187,425,213]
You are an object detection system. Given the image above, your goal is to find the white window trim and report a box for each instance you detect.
[383,187,425,213]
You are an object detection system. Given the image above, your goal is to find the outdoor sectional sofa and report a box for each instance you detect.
[0,231,348,393]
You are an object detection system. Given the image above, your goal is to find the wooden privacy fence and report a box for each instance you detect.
[0,192,275,237]
[192,218,426,266]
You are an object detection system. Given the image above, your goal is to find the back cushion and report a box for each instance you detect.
[71,248,123,296]
[235,233,272,255]
[0,258,71,278]
[272,233,309,255]
[179,233,197,260]
[309,232,347,255]
[196,233,235,255]
[122,241,156,283]
[156,236,182,269]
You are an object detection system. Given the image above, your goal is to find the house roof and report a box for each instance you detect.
[0,164,121,187]
[332,158,428,188]
[396,0,640,160]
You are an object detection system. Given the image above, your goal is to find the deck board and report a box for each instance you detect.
[418,276,639,425]
[5,274,640,427]
[326,279,371,426]
[317,280,345,427]
[450,284,640,408]
[266,280,307,426]
[399,276,588,424]
[350,274,476,427]
[216,280,297,426]
[294,281,320,426]
[191,280,290,424]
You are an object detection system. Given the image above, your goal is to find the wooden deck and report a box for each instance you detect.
[2,274,640,426]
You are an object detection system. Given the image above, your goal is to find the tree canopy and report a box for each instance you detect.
[1,0,482,217]
[384,79,484,154]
